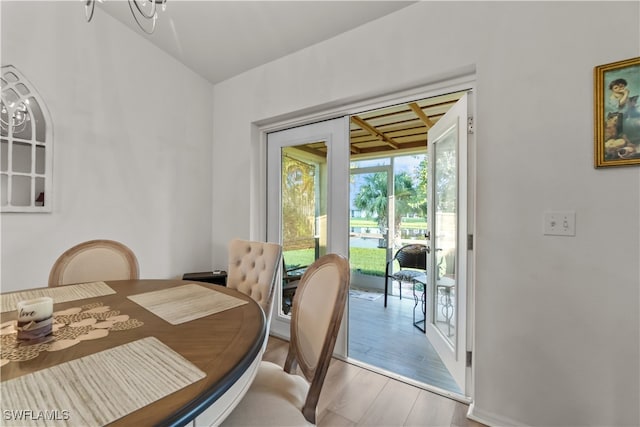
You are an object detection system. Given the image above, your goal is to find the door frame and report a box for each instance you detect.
[255,73,477,401]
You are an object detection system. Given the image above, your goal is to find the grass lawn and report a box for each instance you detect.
[284,247,387,277]
[349,247,386,276]
[350,218,427,230]
[283,249,316,271]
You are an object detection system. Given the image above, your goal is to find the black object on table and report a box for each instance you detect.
[182,271,227,286]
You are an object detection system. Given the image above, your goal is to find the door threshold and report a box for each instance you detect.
[340,355,471,404]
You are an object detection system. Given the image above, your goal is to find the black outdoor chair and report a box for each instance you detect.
[384,244,429,330]
[384,244,428,306]
[281,259,308,315]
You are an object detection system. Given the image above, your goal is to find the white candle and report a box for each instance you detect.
[16,297,53,342]
[17,297,53,321]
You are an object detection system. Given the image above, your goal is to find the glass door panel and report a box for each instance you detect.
[280,144,327,316]
[349,168,389,293]
[266,116,350,354]
[432,127,457,344]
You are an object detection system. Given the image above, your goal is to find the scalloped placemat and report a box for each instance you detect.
[0,336,205,426]
[127,283,248,325]
[1,302,143,365]
[0,282,115,313]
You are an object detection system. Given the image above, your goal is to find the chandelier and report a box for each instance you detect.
[0,100,30,134]
[85,0,167,35]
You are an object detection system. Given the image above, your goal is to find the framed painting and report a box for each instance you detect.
[594,57,640,168]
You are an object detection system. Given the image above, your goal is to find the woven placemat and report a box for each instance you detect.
[0,336,205,426]
[0,282,116,313]
[127,283,248,325]
[1,302,143,365]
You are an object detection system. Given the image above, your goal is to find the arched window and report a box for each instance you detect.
[1,65,52,212]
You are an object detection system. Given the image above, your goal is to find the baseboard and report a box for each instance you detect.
[268,330,288,341]
[268,313,290,340]
[467,402,530,427]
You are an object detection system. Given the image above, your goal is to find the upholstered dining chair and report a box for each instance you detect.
[227,239,282,318]
[222,253,350,426]
[48,239,139,287]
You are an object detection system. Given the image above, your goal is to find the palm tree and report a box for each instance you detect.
[354,172,416,244]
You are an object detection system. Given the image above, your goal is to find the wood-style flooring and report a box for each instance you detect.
[348,289,461,394]
[263,336,484,427]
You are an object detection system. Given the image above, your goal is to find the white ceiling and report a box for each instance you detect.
[99,1,415,85]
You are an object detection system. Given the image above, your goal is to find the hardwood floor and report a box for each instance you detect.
[263,336,484,427]
[348,289,461,393]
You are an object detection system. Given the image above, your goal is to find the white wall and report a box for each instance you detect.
[1,1,214,291]
[211,2,639,426]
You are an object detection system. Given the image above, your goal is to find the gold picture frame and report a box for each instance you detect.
[594,57,640,168]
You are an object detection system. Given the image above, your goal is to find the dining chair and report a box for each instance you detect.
[384,243,428,307]
[222,253,350,426]
[227,239,283,319]
[48,239,139,287]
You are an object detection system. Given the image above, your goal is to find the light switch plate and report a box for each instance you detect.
[544,211,575,236]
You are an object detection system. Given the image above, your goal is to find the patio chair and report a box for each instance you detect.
[281,258,309,315]
[384,243,428,308]
[384,244,428,331]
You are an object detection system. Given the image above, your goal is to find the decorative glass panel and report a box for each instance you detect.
[35,177,45,206]
[280,142,327,315]
[15,83,30,96]
[431,124,458,345]
[1,140,7,171]
[11,175,31,206]
[4,72,18,83]
[28,97,46,143]
[0,65,52,212]
[35,145,45,174]
[12,141,31,173]
[1,174,7,206]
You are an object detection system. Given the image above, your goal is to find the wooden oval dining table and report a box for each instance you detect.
[0,279,267,427]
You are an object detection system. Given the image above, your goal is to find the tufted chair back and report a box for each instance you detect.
[227,239,282,317]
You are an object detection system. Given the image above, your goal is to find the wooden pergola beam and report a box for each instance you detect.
[351,116,400,150]
[408,103,434,130]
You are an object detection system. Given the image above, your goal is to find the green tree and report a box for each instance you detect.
[410,157,428,218]
[353,171,416,239]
